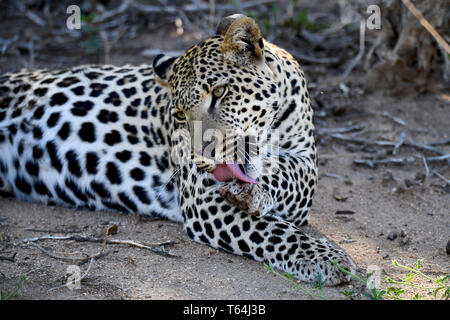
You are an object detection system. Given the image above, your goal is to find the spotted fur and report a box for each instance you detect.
[0,15,356,285]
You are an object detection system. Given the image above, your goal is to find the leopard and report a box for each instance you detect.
[0,14,356,285]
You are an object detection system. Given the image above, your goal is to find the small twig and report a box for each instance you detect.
[27,39,35,70]
[23,235,73,242]
[178,10,196,34]
[108,239,175,256]
[342,19,365,78]
[23,235,179,258]
[0,253,17,262]
[141,48,185,57]
[328,133,394,147]
[329,133,450,165]
[27,242,91,262]
[24,227,80,234]
[422,155,429,179]
[48,255,101,291]
[100,26,129,64]
[353,157,416,168]
[381,111,407,127]
[401,0,450,54]
[425,154,450,162]
[317,124,366,135]
[292,52,340,65]
[431,170,450,187]
[393,130,408,155]
[92,2,129,24]
[1,34,20,54]
[100,31,111,65]
[323,173,345,181]
[208,0,216,30]
[428,138,450,146]
[129,0,274,14]
[405,138,450,164]
[26,10,46,27]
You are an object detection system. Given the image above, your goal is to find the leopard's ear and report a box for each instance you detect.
[153,54,177,87]
[215,13,248,35]
[220,15,264,65]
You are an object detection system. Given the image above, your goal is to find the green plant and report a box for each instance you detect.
[265,258,448,300]
[0,275,29,300]
[295,9,309,31]
[384,260,449,300]
[340,288,359,298]
[312,272,327,290]
[81,12,102,55]
[331,260,386,300]
[264,263,328,300]
[243,10,257,20]
[333,259,449,300]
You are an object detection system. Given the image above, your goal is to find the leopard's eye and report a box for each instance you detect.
[212,86,226,99]
[174,110,186,123]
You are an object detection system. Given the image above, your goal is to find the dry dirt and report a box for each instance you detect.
[0,12,449,301]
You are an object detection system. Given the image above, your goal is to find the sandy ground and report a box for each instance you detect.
[0,88,448,300]
[0,10,449,300]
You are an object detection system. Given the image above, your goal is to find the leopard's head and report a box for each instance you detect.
[153,14,281,183]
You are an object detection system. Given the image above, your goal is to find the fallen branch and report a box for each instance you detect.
[48,256,101,291]
[428,138,450,146]
[342,20,366,78]
[23,235,179,258]
[24,227,80,234]
[0,34,20,54]
[0,253,16,262]
[27,242,111,263]
[393,130,408,155]
[141,48,185,57]
[316,124,366,135]
[129,0,275,14]
[328,133,450,165]
[292,52,340,65]
[405,138,449,159]
[422,155,430,179]
[425,154,450,162]
[92,2,129,24]
[26,10,46,27]
[431,170,450,187]
[353,156,416,168]
[381,111,407,127]
[354,153,450,168]
[323,173,345,181]
[401,0,450,54]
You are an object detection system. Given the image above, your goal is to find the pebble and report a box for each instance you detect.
[335,215,355,222]
[387,232,398,241]
[335,210,355,215]
[400,236,410,246]
[340,239,357,244]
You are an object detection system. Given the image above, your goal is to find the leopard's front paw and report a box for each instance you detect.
[220,181,273,216]
[291,239,358,286]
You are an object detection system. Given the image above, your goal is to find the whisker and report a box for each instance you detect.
[179,166,196,197]
[155,168,181,201]
[236,147,257,174]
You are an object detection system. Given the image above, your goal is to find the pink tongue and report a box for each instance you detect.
[212,161,258,184]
